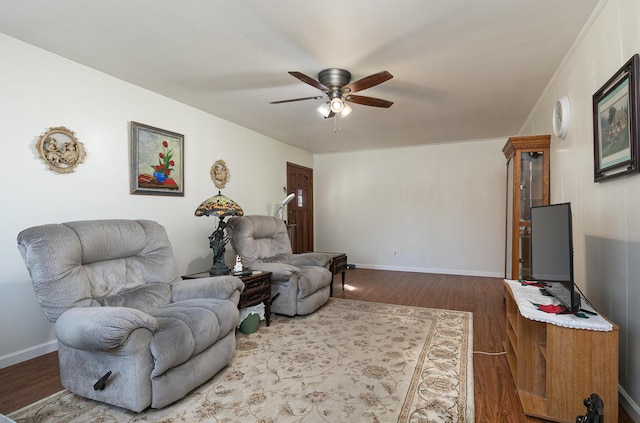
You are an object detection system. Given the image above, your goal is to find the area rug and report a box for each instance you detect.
[9,298,474,422]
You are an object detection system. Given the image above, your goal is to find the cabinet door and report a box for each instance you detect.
[518,151,545,279]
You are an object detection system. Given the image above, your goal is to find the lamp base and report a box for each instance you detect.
[209,263,230,276]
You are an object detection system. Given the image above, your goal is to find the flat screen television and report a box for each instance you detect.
[530,202,581,312]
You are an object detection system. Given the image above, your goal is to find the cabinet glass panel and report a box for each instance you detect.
[519,151,544,222]
[519,224,532,278]
[518,151,543,279]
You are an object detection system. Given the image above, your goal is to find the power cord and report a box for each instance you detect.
[574,283,596,310]
[573,284,600,316]
[473,351,506,355]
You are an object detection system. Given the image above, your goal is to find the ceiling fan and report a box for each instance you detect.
[270,68,393,118]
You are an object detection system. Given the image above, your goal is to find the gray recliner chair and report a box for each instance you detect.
[226,215,332,316]
[17,219,244,412]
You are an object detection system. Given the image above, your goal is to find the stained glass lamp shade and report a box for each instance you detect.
[195,191,244,275]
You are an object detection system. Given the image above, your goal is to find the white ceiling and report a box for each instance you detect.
[0,0,599,153]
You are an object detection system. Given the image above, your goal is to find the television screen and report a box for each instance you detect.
[531,203,581,312]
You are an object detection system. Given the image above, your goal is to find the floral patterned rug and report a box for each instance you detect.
[9,298,474,422]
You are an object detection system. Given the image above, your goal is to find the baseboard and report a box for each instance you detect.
[620,386,640,422]
[0,340,58,369]
[354,264,503,278]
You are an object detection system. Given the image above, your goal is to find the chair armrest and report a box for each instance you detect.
[55,307,157,351]
[290,252,333,267]
[171,276,244,303]
[249,262,300,281]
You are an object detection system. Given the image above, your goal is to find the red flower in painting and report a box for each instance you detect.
[151,141,175,180]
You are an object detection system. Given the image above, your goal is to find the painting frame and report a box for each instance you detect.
[130,121,184,196]
[593,54,640,182]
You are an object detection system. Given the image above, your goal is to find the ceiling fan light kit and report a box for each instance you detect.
[317,101,352,119]
[270,68,394,123]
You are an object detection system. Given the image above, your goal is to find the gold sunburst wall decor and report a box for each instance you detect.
[36,126,86,173]
[210,159,230,189]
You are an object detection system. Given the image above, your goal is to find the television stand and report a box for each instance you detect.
[504,281,619,422]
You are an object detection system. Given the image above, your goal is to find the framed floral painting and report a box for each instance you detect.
[130,121,184,196]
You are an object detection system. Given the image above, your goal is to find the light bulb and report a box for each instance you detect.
[341,103,352,117]
[330,97,344,113]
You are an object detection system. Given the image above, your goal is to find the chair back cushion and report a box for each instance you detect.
[227,216,292,265]
[17,219,178,321]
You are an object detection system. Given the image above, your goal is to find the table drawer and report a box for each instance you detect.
[332,254,347,274]
[240,284,270,303]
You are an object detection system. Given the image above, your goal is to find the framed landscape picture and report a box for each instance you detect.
[593,54,640,182]
[130,121,184,196]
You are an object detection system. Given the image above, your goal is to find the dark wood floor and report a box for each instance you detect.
[0,269,633,421]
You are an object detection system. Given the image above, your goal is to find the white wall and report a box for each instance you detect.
[0,33,312,367]
[519,0,640,418]
[314,138,507,277]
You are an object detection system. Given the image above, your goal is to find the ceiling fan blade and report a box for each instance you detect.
[288,71,330,92]
[341,71,393,94]
[270,95,324,104]
[346,95,393,108]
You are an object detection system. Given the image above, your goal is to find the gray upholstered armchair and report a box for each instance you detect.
[226,215,332,316]
[17,219,244,412]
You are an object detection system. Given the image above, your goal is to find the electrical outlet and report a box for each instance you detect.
[393,251,398,256]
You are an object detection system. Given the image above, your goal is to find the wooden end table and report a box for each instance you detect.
[181,271,272,326]
[323,253,347,296]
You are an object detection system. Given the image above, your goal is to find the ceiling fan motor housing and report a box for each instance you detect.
[318,68,352,92]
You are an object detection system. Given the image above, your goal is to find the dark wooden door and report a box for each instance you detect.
[286,162,313,253]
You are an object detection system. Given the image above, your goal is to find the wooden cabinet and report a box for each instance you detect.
[327,253,347,296]
[503,135,550,280]
[504,282,619,422]
[182,271,272,326]
[237,271,272,326]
